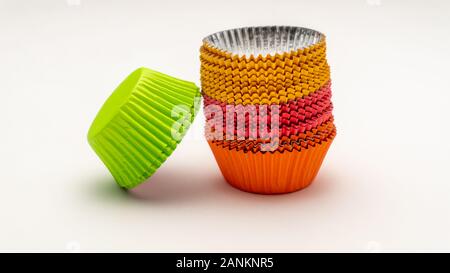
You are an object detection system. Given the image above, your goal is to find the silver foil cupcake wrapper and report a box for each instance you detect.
[203,26,325,58]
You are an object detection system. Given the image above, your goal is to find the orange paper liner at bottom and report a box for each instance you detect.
[208,136,334,194]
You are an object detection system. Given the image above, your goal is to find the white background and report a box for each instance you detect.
[1,0,449,252]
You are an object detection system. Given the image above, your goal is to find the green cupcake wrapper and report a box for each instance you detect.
[88,67,200,189]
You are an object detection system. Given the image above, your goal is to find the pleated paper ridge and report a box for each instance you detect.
[203,81,332,116]
[200,66,330,104]
[210,122,336,153]
[200,41,327,69]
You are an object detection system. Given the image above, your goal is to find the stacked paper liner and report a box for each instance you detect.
[200,26,336,194]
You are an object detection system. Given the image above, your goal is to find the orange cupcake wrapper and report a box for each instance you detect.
[200,44,328,72]
[201,81,330,105]
[200,72,329,95]
[207,134,335,194]
[200,55,329,86]
[200,69,330,105]
[200,65,330,99]
[203,80,331,110]
[200,59,330,84]
[201,36,327,65]
[200,26,331,104]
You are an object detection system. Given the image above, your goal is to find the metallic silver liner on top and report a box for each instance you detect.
[203,26,324,57]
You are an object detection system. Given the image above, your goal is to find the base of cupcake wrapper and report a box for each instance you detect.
[208,137,334,194]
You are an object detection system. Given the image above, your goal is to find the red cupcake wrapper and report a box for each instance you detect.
[204,108,333,139]
[203,81,332,139]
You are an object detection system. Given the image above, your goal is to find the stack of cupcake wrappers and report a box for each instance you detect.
[201,26,336,194]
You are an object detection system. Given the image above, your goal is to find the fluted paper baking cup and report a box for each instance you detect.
[213,129,335,154]
[87,67,200,189]
[200,66,330,104]
[200,26,330,104]
[208,134,334,194]
[199,43,328,88]
[209,120,336,153]
[200,57,329,87]
[200,40,327,69]
[205,103,333,140]
[212,124,336,153]
[200,43,328,84]
[206,108,333,140]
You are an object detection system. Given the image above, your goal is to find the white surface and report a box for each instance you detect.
[1,0,450,252]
